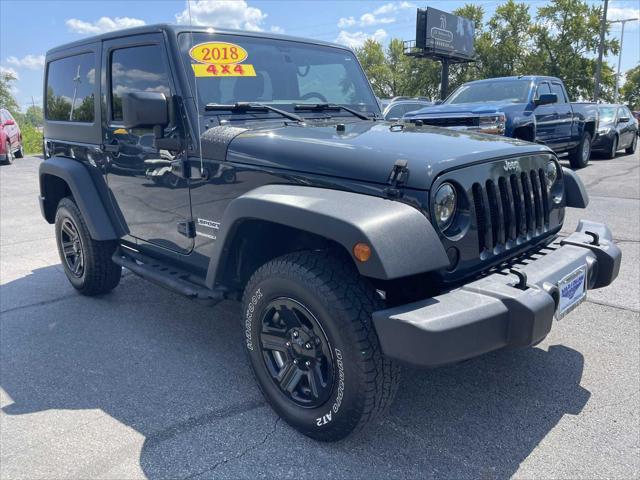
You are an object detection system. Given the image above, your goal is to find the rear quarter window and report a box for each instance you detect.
[45,52,96,122]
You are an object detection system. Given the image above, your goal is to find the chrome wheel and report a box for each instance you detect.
[60,218,84,277]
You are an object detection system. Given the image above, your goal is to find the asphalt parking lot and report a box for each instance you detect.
[1,150,638,479]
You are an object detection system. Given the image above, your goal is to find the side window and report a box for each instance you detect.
[45,52,96,122]
[536,83,551,98]
[406,103,424,115]
[619,107,629,120]
[0,110,6,122]
[550,83,567,104]
[386,104,405,119]
[110,44,171,122]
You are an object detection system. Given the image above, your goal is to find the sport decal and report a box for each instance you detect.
[189,41,256,77]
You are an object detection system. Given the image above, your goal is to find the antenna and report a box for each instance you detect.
[187,0,205,176]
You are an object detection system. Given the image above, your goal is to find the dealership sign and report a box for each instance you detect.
[415,7,475,61]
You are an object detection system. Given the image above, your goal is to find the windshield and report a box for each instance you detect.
[178,33,379,116]
[446,80,531,104]
[598,107,616,124]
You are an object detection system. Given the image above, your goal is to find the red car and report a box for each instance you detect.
[0,108,24,164]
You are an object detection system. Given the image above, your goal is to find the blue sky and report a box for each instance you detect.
[1,0,638,111]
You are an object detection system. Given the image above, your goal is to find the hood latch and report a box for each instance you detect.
[384,159,409,198]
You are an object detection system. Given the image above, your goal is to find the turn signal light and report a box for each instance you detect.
[353,243,372,262]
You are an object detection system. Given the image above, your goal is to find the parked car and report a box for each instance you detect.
[633,111,640,131]
[0,108,24,164]
[383,98,432,121]
[40,25,620,441]
[592,104,638,158]
[377,97,392,112]
[405,76,598,168]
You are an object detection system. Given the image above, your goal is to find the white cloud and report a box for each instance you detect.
[175,1,267,31]
[607,4,639,30]
[6,54,45,70]
[65,16,146,35]
[338,2,411,29]
[360,13,395,26]
[0,65,19,79]
[338,16,356,28]
[270,25,285,34]
[335,29,388,49]
[373,1,412,16]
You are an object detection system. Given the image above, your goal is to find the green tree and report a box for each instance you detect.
[482,0,532,77]
[0,71,20,113]
[621,65,640,110]
[355,39,391,97]
[24,105,43,127]
[531,0,619,100]
[448,4,486,91]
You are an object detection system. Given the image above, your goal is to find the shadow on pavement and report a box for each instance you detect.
[1,265,591,479]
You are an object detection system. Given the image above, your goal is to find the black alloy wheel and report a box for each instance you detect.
[54,197,121,295]
[260,298,334,408]
[60,218,84,277]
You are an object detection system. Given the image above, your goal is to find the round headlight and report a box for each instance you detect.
[434,183,457,231]
[545,160,558,191]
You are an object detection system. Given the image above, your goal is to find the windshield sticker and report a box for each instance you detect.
[189,41,256,77]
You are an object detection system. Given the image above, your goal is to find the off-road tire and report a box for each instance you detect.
[55,197,121,295]
[626,135,637,155]
[605,135,618,159]
[569,132,592,169]
[242,251,400,441]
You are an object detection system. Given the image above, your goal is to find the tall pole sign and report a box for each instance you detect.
[404,7,476,100]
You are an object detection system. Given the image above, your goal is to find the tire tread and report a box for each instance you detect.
[243,250,400,441]
[56,197,121,296]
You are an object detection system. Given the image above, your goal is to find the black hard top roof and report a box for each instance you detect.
[47,23,351,56]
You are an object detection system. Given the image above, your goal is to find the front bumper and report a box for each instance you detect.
[372,220,621,368]
[592,131,614,150]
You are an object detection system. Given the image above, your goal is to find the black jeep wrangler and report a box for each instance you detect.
[40,25,621,441]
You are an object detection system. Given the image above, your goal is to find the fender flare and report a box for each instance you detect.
[205,185,450,286]
[39,157,120,240]
[562,167,589,208]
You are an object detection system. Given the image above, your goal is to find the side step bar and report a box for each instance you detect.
[112,249,226,303]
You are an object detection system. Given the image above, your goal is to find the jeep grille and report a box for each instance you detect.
[432,153,564,282]
[472,169,550,252]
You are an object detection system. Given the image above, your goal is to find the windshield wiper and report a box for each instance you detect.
[294,103,370,120]
[204,102,303,122]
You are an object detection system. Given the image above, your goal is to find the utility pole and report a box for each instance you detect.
[610,17,639,102]
[593,0,609,102]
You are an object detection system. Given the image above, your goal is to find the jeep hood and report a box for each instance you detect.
[204,121,550,190]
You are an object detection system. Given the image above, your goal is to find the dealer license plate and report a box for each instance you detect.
[557,265,587,319]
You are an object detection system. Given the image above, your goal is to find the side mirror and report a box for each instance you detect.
[3,119,15,126]
[122,91,168,129]
[435,100,443,105]
[534,93,558,106]
[618,116,630,124]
